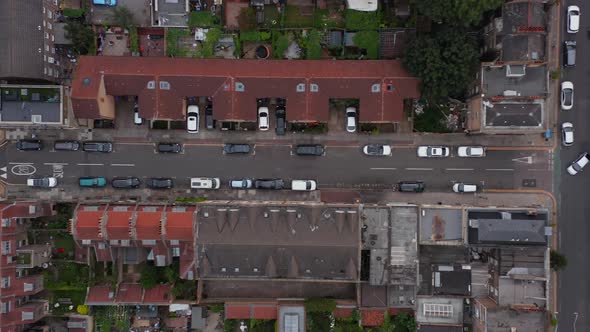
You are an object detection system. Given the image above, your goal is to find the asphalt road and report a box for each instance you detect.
[558,1,590,330]
[0,142,552,192]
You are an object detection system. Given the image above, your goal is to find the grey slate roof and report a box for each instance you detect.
[0,0,45,80]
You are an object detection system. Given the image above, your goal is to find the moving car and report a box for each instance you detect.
[157,142,182,153]
[417,146,450,158]
[190,177,220,189]
[54,140,80,151]
[229,178,253,189]
[457,146,485,157]
[254,179,285,190]
[275,108,286,135]
[346,107,357,133]
[561,122,574,146]
[563,41,576,67]
[83,141,113,153]
[79,177,107,187]
[567,152,590,175]
[363,144,391,156]
[147,178,174,189]
[205,104,214,130]
[295,144,325,156]
[561,81,574,110]
[111,177,141,189]
[397,181,425,193]
[258,106,269,131]
[567,5,580,33]
[291,180,317,191]
[187,105,199,133]
[133,101,143,125]
[223,143,251,154]
[452,183,477,193]
[27,177,57,188]
[16,139,42,151]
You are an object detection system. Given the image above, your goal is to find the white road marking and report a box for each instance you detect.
[485,168,514,171]
[44,162,68,166]
[78,163,104,166]
[370,167,397,170]
[9,162,33,165]
[405,167,433,171]
[111,163,135,167]
[512,156,533,164]
[446,168,474,171]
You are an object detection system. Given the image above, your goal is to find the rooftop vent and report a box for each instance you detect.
[82,78,92,86]
[235,82,244,92]
[296,83,306,92]
[159,81,171,90]
[310,84,319,92]
[147,81,156,89]
[371,83,381,93]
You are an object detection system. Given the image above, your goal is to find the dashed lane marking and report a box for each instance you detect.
[405,167,433,171]
[111,163,135,167]
[370,167,397,170]
[78,163,103,166]
[44,162,68,166]
[446,168,474,171]
[485,168,514,171]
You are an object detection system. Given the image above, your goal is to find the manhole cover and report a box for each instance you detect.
[522,179,536,187]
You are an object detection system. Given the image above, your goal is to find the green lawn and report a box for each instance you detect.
[50,289,87,316]
[53,233,75,259]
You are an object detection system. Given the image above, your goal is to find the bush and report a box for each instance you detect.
[198,28,222,58]
[189,11,220,28]
[209,303,224,313]
[353,30,379,59]
[129,26,139,53]
[172,280,197,300]
[304,298,336,313]
[239,31,272,42]
[139,264,159,289]
[550,250,568,271]
[224,319,238,332]
[345,10,382,30]
[175,197,207,203]
[62,8,85,18]
[272,32,290,59]
[166,28,190,57]
[303,30,322,60]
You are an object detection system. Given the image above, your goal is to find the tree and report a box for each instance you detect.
[392,313,416,332]
[550,250,568,271]
[110,6,135,29]
[139,265,159,289]
[414,0,504,27]
[64,20,95,55]
[403,29,478,102]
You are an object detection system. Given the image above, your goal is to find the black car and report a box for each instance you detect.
[295,144,324,156]
[147,177,174,189]
[564,40,576,67]
[111,177,141,189]
[275,108,286,135]
[54,140,80,151]
[223,143,251,154]
[83,141,113,153]
[16,139,42,151]
[93,119,115,129]
[397,181,425,193]
[157,142,182,153]
[254,179,285,190]
[205,105,214,130]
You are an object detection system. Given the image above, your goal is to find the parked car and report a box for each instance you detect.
[157,142,182,153]
[254,179,285,190]
[561,122,574,146]
[258,106,269,131]
[111,177,141,189]
[223,143,251,154]
[79,177,107,187]
[27,177,57,188]
[567,152,590,175]
[561,81,574,110]
[417,146,450,158]
[16,139,42,151]
[54,140,80,151]
[93,0,117,6]
[83,141,113,153]
[229,178,253,189]
[147,178,174,189]
[190,177,220,189]
[291,180,317,191]
[133,101,143,125]
[567,5,580,33]
[275,108,286,135]
[295,144,325,156]
[346,107,357,133]
[457,146,485,157]
[397,181,425,193]
[452,183,477,193]
[205,104,214,130]
[187,105,199,133]
[564,41,576,67]
[363,144,391,156]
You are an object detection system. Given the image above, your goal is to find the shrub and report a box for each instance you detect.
[129,26,139,53]
[304,298,336,313]
[209,303,224,313]
[303,30,322,60]
[62,8,85,18]
[550,250,568,271]
[239,31,272,42]
[272,32,290,59]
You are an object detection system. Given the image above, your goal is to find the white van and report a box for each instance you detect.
[190,177,220,189]
[291,180,317,191]
[453,183,477,193]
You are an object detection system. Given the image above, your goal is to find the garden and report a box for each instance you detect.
[139,262,198,301]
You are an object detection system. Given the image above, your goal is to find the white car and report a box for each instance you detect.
[258,106,269,131]
[567,6,580,33]
[346,107,357,133]
[133,102,143,125]
[457,146,485,157]
[561,122,574,146]
[27,177,57,188]
[561,81,574,110]
[190,177,220,189]
[453,183,477,193]
[187,105,199,133]
[363,144,392,156]
[567,152,589,175]
[291,180,317,191]
[417,146,450,158]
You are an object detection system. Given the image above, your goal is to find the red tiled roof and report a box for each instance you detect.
[86,285,114,305]
[75,207,105,240]
[361,309,385,327]
[165,206,195,241]
[224,304,251,319]
[106,207,133,240]
[135,206,163,240]
[179,242,196,279]
[143,284,172,304]
[94,243,114,262]
[334,307,354,318]
[71,57,420,122]
[116,283,143,303]
[252,305,278,320]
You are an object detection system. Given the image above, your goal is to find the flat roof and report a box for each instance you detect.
[500,34,545,62]
[484,101,543,128]
[71,56,419,122]
[467,209,548,245]
[482,65,547,97]
[203,279,356,299]
[415,297,463,326]
[0,86,63,124]
[419,208,464,245]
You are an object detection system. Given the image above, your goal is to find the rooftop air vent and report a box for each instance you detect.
[371,83,380,93]
[159,81,170,90]
[82,78,92,86]
[147,81,156,89]
[296,83,306,92]
[235,82,244,92]
[310,84,319,92]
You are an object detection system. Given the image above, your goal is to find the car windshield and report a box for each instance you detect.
[564,90,573,104]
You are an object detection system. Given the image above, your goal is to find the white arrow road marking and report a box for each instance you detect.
[512,156,533,164]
